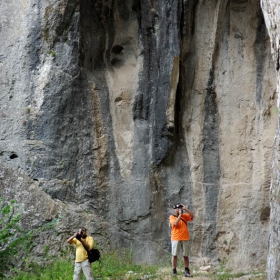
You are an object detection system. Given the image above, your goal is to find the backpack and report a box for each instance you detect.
[87,248,101,263]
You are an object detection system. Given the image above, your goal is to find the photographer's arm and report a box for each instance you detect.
[173,209,182,226]
[67,232,78,244]
[80,238,91,251]
[182,205,194,219]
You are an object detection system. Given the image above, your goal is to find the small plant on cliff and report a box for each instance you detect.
[47,50,56,58]
[25,107,31,114]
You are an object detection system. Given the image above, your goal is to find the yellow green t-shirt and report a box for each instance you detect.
[70,236,94,262]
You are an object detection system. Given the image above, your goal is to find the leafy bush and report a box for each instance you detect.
[0,199,35,277]
[0,198,56,279]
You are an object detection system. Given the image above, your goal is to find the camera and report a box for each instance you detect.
[76,229,85,240]
[173,203,183,209]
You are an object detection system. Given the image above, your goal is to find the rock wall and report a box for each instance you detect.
[261,1,280,279]
[181,0,276,269]
[0,0,278,273]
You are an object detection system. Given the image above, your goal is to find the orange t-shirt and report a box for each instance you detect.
[169,213,193,241]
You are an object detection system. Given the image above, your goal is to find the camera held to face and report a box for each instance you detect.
[173,203,183,209]
[76,229,85,240]
[76,233,82,240]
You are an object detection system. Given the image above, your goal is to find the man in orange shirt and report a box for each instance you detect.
[169,203,194,277]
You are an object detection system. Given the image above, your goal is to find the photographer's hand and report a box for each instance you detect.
[182,205,195,219]
[173,209,182,226]
[67,233,78,244]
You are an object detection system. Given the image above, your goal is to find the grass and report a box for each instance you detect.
[7,252,266,280]
[8,251,159,280]
[10,260,73,280]
[92,254,158,279]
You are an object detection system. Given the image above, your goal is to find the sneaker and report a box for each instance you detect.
[184,268,193,278]
[172,268,177,276]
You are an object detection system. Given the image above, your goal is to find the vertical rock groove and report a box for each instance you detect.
[202,70,220,259]
[254,15,267,105]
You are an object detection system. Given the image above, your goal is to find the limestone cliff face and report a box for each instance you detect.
[261,1,280,279]
[0,0,278,272]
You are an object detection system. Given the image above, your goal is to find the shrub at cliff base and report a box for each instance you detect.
[0,198,56,278]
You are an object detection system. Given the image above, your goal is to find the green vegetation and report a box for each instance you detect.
[47,50,56,58]
[25,107,31,114]
[92,251,158,279]
[7,252,266,280]
[0,199,34,278]
[0,198,57,279]
[10,259,73,280]
[9,252,159,280]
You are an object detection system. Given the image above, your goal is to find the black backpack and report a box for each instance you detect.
[80,236,101,263]
[87,248,101,263]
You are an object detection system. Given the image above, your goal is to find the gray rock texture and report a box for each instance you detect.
[0,0,279,274]
[261,1,280,279]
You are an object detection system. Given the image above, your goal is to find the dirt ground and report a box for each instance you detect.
[155,274,266,280]
[154,268,266,280]
[158,276,265,280]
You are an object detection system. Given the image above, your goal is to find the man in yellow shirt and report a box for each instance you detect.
[169,203,194,277]
[67,227,94,280]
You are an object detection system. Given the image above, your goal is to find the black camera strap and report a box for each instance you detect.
[80,238,90,253]
[180,218,187,226]
[173,215,188,227]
